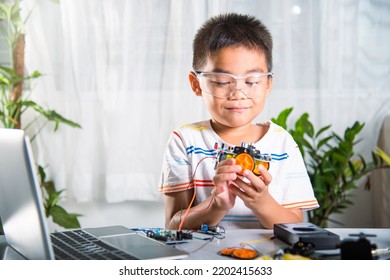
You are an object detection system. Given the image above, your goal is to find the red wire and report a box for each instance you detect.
[177,156,215,231]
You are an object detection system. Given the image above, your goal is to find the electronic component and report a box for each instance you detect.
[200,224,224,233]
[197,224,225,239]
[214,142,271,175]
[146,229,192,244]
[274,222,340,250]
[176,230,193,240]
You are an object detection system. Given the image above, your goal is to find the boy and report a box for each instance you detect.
[159,13,318,230]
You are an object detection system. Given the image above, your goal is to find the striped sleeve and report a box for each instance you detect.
[159,130,192,193]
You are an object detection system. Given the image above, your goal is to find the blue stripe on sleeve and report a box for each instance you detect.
[186,146,218,156]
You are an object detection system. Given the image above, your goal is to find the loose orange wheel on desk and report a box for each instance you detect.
[235,153,254,175]
[231,248,258,259]
[218,247,236,256]
[218,247,259,259]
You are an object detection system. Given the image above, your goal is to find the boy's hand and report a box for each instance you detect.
[229,164,273,210]
[212,158,241,210]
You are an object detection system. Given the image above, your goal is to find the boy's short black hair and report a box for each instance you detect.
[192,13,273,72]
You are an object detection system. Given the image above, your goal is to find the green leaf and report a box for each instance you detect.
[315,124,332,139]
[344,122,364,143]
[295,113,310,135]
[10,0,22,22]
[302,118,314,138]
[346,160,356,178]
[18,100,81,130]
[358,154,367,172]
[30,70,42,78]
[0,73,10,85]
[49,205,81,229]
[37,164,46,183]
[0,65,16,78]
[332,152,348,165]
[298,136,312,149]
[45,182,59,199]
[0,2,12,21]
[44,110,82,130]
[46,189,63,208]
[271,107,293,129]
[317,135,334,150]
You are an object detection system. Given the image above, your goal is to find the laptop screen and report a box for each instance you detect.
[0,128,54,259]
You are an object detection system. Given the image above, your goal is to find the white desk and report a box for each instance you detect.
[1,228,389,260]
[176,228,390,260]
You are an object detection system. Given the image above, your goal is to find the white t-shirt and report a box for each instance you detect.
[159,120,319,229]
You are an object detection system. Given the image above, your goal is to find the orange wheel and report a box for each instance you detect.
[235,153,254,174]
[262,161,270,170]
[255,161,269,172]
[231,248,258,259]
[218,247,237,256]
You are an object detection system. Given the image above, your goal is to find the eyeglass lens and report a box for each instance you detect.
[199,73,269,98]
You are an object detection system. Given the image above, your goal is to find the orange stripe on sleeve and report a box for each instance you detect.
[159,179,215,193]
[282,200,319,209]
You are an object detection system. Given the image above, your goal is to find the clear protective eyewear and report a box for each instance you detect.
[195,71,273,99]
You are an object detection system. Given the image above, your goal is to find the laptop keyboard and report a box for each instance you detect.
[51,230,138,260]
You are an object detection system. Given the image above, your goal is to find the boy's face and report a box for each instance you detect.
[189,46,272,129]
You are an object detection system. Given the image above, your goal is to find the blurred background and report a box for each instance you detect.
[1,0,389,230]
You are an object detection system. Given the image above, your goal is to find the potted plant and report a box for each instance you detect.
[0,0,81,234]
[272,107,390,228]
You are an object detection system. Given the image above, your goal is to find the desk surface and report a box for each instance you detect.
[1,228,389,260]
[178,228,390,260]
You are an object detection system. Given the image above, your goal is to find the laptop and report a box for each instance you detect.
[0,128,188,260]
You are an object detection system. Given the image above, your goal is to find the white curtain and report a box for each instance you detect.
[22,0,390,204]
